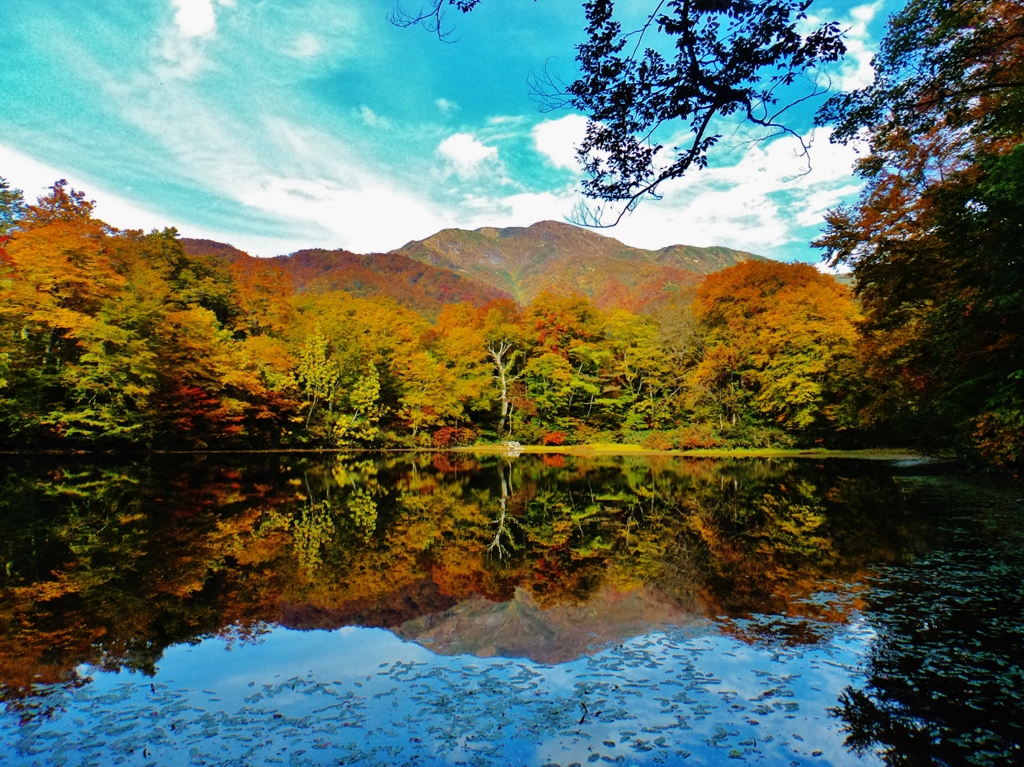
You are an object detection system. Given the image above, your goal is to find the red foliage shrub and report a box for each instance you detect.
[432,427,476,448]
[541,431,567,446]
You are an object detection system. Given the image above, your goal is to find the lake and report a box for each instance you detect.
[0,453,1020,766]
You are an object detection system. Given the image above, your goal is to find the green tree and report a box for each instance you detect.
[603,310,682,432]
[333,363,385,446]
[0,177,24,237]
[814,0,1024,464]
[296,323,339,428]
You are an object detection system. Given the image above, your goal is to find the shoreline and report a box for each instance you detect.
[0,445,935,461]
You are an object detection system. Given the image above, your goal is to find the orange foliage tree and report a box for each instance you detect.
[692,261,861,436]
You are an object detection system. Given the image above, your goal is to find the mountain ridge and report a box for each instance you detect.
[181,238,512,317]
[392,220,765,308]
[183,220,766,314]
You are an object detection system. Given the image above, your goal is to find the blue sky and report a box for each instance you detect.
[0,0,892,261]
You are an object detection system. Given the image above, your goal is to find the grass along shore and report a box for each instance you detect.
[454,443,932,461]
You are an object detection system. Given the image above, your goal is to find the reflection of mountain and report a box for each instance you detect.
[395,584,697,664]
[0,453,923,705]
[279,578,459,631]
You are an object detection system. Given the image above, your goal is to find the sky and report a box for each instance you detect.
[0,0,894,262]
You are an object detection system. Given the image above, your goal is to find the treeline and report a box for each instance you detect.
[0,171,1019,466]
[0,181,866,451]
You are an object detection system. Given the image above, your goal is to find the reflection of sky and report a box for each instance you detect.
[3,617,881,766]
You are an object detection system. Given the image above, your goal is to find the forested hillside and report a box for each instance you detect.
[0,170,1019,469]
[394,220,762,309]
[184,220,760,316]
[181,238,512,318]
[0,181,866,453]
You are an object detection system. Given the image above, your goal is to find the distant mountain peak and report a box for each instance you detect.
[183,222,765,315]
[392,221,764,308]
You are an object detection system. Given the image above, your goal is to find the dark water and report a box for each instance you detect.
[0,453,1020,766]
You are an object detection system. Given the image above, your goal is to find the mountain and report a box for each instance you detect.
[278,581,696,665]
[392,220,765,309]
[395,585,696,664]
[182,221,765,315]
[181,238,512,316]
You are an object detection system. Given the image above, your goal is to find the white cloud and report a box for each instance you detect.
[238,176,445,253]
[436,98,457,114]
[0,141,438,257]
[437,133,499,177]
[158,0,225,80]
[838,2,883,90]
[456,187,579,228]
[804,2,881,92]
[47,2,404,254]
[0,142,179,232]
[815,259,853,275]
[358,106,391,129]
[288,32,324,58]
[608,129,863,254]
[0,141,306,256]
[795,184,862,228]
[155,33,212,80]
[443,128,864,261]
[532,114,588,171]
[2,0,869,262]
[171,0,217,38]
[487,115,525,126]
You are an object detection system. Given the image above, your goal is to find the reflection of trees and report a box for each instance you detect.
[0,457,297,711]
[831,480,1024,765]
[487,461,517,559]
[0,453,927,715]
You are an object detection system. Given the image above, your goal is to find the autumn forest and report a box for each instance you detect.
[1,0,1022,469]
[0,168,1015,470]
[0,185,856,451]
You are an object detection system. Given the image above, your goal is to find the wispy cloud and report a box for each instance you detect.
[436,98,458,114]
[359,106,392,130]
[0,0,886,260]
[532,114,587,171]
[0,140,304,256]
[805,1,883,92]
[437,133,499,178]
[838,2,884,90]
[287,32,325,59]
[441,127,863,260]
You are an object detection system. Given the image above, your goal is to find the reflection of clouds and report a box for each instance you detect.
[10,624,871,765]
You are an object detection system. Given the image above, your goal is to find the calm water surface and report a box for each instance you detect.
[0,453,1020,766]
